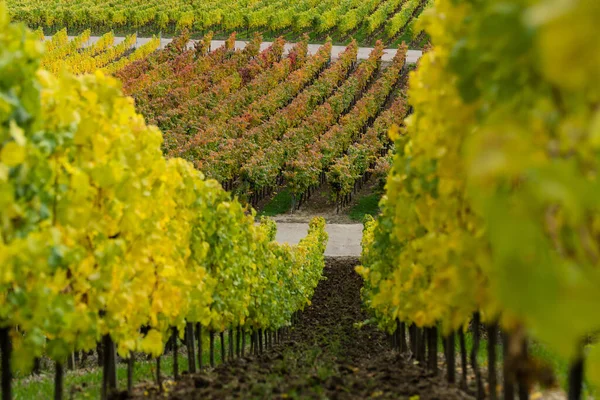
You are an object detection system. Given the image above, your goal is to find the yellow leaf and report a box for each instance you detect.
[139,329,164,358]
[388,124,401,142]
[1,142,26,167]
[9,121,26,145]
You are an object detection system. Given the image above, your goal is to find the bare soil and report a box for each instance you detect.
[126,257,472,400]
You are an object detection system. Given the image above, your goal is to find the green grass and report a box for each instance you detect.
[15,356,173,399]
[13,332,245,399]
[349,191,383,221]
[258,188,292,217]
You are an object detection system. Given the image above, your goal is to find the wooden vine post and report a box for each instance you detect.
[255,330,260,356]
[409,324,417,356]
[241,329,246,357]
[54,361,64,400]
[399,322,407,353]
[196,323,203,370]
[487,322,498,400]
[156,356,162,393]
[97,342,104,368]
[568,343,584,400]
[502,331,515,400]
[220,332,226,363]
[446,332,456,384]
[427,326,438,374]
[471,313,484,400]
[186,323,196,373]
[390,329,397,350]
[0,327,12,400]
[516,336,529,400]
[229,328,234,359]
[236,326,242,358]
[414,327,422,362]
[458,329,469,391]
[127,356,134,394]
[33,358,41,376]
[101,335,117,400]
[172,327,179,380]
[420,329,427,364]
[66,353,75,370]
[209,331,215,367]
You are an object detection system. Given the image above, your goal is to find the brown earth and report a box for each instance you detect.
[125,257,472,400]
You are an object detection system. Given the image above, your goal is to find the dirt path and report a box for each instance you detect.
[129,258,472,400]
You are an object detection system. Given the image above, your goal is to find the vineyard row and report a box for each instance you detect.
[8,0,433,45]
[113,31,411,210]
[1,9,328,399]
[358,0,600,397]
[35,28,160,75]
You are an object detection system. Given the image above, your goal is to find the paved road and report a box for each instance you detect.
[275,223,363,257]
[48,36,423,64]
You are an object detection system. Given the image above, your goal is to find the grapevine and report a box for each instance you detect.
[357,0,600,391]
[0,7,329,390]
